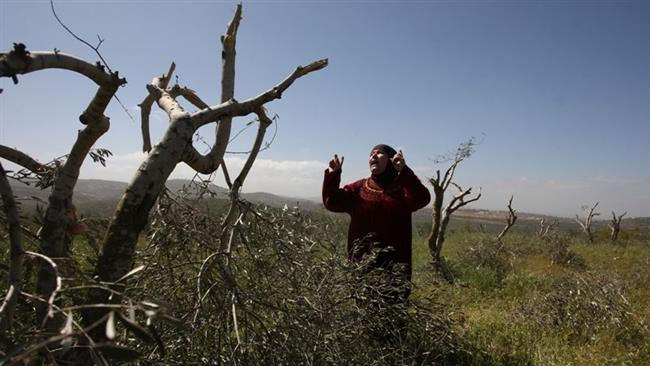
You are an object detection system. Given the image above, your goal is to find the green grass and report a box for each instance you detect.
[3,207,648,365]
[411,231,650,365]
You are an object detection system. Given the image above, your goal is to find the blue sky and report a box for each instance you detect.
[1,0,649,217]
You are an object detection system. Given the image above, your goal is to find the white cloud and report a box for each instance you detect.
[80,151,327,198]
[80,151,147,182]
[80,153,650,217]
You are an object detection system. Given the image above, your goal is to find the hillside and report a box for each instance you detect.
[7,178,649,231]
[7,178,322,216]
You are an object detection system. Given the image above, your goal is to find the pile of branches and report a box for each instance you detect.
[126,186,477,364]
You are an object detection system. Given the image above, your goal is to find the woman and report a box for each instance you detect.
[322,144,431,294]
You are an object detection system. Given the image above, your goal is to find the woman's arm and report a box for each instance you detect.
[322,168,356,213]
[322,154,355,213]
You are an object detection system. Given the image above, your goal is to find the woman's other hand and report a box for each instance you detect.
[328,154,344,173]
[391,150,405,172]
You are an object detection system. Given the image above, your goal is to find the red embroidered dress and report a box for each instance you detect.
[322,166,431,278]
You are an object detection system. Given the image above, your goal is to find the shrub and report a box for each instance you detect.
[451,239,511,292]
[513,272,648,346]
[544,233,587,269]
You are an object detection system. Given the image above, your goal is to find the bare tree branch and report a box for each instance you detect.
[0,145,51,176]
[139,62,176,152]
[190,59,329,130]
[169,85,210,110]
[146,84,186,118]
[217,108,273,263]
[575,201,600,243]
[0,47,119,87]
[49,0,135,124]
[497,195,517,242]
[426,139,481,282]
[608,210,627,242]
[27,251,62,327]
[181,4,242,174]
[49,0,112,73]
[447,184,481,214]
[231,108,273,192]
[537,218,558,237]
[1,44,125,332]
[221,161,233,189]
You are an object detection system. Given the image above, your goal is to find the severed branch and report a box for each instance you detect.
[181,4,242,174]
[497,195,517,242]
[0,46,118,87]
[146,84,186,118]
[139,62,176,152]
[0,145,52,176]
[0,162,24,338]
[221,160,233,189]
[218,108,273,253]
[608,211,626,242]
[190,58,329,129]
[446,183,482,215]
[440,160,459,191]
[575,201,600,243]
[169,85,210,110]
[231,108,273,193]
[214,108,273,314]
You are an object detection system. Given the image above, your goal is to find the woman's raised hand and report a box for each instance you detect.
[328,154,344,173]
[391,149,405,172]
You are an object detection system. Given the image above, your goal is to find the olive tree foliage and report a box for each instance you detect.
[0,4,327,363]
[427,138,482,282]
[124,186,476,364]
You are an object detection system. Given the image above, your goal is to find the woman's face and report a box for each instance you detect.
[369,149,389,174]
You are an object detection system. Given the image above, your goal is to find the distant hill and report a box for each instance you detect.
[7,178,649,231]
[7,178,321,216]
